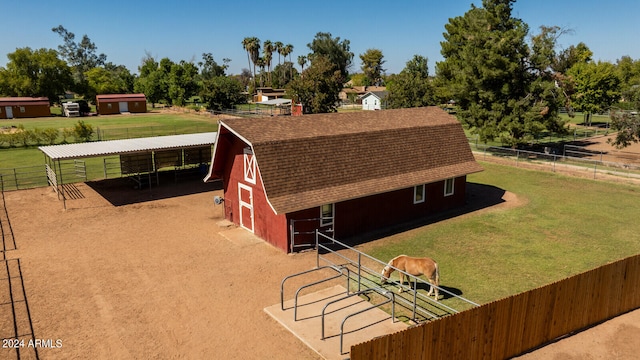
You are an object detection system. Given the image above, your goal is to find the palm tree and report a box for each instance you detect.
[255,57,266,87]
[297,55,307,73]
[241,37,253,79]
[241,37,261,91]
[284,44,294,81]
[279,44,294,84]
[274,41,284,68]
[263,40,274,86]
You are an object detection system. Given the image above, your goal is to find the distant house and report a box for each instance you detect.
[204,106,483,253]
[0,97,50,119]
[361,91,387,110]
[96,94,147,115]
[253,88,286,103]
[339,85,386,104]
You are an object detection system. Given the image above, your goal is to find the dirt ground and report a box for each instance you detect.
[0,133,639,359]
[1,180,326,360]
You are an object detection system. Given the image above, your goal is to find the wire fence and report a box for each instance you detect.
[95,124,217,141]
[470,142,640,181]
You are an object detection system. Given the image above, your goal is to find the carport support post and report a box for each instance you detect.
[57,159,66,210]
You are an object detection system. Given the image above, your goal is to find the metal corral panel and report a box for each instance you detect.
[39,132,216,160]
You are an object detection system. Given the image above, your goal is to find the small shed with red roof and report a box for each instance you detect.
[96,94,147,115]
[0,97,50,119]
[204,106,483,253]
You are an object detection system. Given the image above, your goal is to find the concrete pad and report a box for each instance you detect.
[218,226,264,247]
[265,285,408,360]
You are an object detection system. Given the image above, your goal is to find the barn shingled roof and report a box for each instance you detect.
[214,106,483,214]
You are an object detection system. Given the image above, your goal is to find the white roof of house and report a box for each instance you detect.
[39,132,216,160]
[259,98,292,106]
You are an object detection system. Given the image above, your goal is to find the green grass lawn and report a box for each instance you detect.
[362,161,640,308]
[0,112,219,169]
[3,111,217,132]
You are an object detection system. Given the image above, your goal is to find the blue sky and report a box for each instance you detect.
[1,0,639,76]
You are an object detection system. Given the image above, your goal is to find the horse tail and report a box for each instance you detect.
[434,262,440,287]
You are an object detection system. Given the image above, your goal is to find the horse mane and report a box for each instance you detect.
[388,254,407,266]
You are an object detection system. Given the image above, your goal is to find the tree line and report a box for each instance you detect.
[2,1,640,147]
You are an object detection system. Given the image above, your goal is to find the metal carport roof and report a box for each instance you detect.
[259,99,292,106]
[39,132,217,160]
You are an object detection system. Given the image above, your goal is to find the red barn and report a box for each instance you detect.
[0,97,50,119]
[205,106,483,252]
[96,94,147,115]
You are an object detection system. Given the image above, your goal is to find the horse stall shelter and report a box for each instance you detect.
[0,97,50,119]
[204,106,483,253]
[96,94,147,115]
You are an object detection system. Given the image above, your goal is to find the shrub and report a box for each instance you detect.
[74,120,94,142]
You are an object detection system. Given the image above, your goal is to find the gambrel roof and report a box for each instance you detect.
[208,106,482,214]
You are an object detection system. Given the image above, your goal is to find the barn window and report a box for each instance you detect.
[444,178,455,196]
[320,204,334,226]
[134,102,139,107]
[107,103,112,109]
[20,107,25,113]
[413,184,425,204]
[243,148,256,184]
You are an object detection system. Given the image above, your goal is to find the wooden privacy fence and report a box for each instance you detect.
[351,253,640,360]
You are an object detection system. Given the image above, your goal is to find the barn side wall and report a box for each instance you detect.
[286,176,467,247]
[334,176,467,239]
[0,104,50,119]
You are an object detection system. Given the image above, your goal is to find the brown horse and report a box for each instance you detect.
[381,255,440,300]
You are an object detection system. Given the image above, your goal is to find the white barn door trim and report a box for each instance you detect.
[238,183,254,233]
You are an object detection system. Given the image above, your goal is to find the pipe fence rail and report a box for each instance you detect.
[319,287,396,355]
[277,231,481,356]
[314,231,479,323]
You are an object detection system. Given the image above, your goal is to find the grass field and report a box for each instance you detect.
[0,111,219,169]
[362,161,640,307]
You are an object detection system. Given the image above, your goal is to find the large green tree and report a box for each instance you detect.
[85,62,134,101]
[615,56,640,110]
[554,42,593,74]
[168,60,199,106]
[437,0,567,146]
[386,55,434,109]
[52,25,106,95]
[134,55,167,107]
[307,32,353,79]
[0,47,72,103]
[287,55,342,114]
[199,53,228,80]
[608,110,640,148]
[200,76,246,111]
[567,61,621,124]
[359,49,386,86]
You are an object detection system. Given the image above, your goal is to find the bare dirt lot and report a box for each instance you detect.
[1,180,326,360]
[0,133,639,359]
